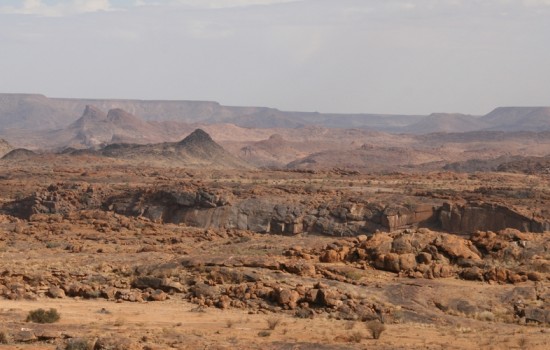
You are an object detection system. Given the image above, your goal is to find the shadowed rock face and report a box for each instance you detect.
[6,183,548,235]
[440,202,550,234]
[114,196,548,235]
[178,128,214,146]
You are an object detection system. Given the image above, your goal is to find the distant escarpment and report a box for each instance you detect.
[2,93,550,134]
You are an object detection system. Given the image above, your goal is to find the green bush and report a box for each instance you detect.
[26,308,60,323]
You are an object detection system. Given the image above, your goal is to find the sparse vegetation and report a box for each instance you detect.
[267,317,282,330]
[26,308,60,323]
[65,338,91,350]
[345,321,357,330]
[348,331,364,343]
[366,320,386,339]
[0,140,549,350]
[517,336,529,350]
[295,308,313,319]
[476,311,495,322]
[0,331,9,344]
[257,330,271,337]
[342,268,363,281]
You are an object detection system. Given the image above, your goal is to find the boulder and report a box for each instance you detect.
[434,235,481,261]
[149,289,168,301]
[461,267,484,281]
[274,288,300,309]
[384,253,401,273]
[47,286,66,298]
[524,307,550,324]
[399,254,417,271]
[316,288,342,308]
[320,249,340,263]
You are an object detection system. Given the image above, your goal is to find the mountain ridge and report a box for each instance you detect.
[1,94,549,139]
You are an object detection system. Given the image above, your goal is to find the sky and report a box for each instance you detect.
[0,0,549,115]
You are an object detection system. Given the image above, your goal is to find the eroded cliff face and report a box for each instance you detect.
[439,202,550,234]
[4,183,548,235]
[102,188,444,236]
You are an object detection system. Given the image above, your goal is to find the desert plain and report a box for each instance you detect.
[0,96,549,349]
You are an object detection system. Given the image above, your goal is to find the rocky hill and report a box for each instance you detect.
[496,155,550,174]
[286,145,439,172]
[100,129,252,169]
[40,105,191,149]
[481,107,550,132]
[1,148,37,161]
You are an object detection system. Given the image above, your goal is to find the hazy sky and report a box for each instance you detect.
[1,0,549,115]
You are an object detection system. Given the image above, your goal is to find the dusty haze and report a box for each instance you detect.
[1,0,550,114]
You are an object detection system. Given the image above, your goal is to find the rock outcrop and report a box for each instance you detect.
[5,182,549,235]
[314,227,550,284]
[1,148,37,160]
[440,202,549,233]
[100,129,252,169]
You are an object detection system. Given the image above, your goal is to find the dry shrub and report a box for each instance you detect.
[518,336,529,350]
[65,338,92,350]
[348,331,364,343]
[26,308,60,323]
[226,319,238,328]
[476,311,495,322]
[366,320,386,339]
[0,331,9,344]
[267,317,282,330]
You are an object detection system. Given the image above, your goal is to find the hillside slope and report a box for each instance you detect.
[100,129,252,169]
[0,138,13,158]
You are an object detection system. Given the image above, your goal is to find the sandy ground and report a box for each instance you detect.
[1,298,549,350]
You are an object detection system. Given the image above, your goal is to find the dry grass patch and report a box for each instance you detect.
[366,320,386,339]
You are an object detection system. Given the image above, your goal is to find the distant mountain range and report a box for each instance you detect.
[2,93,549,134]
[1,93,549,172]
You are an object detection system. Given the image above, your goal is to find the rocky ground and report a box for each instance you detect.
[0,156,549,349]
